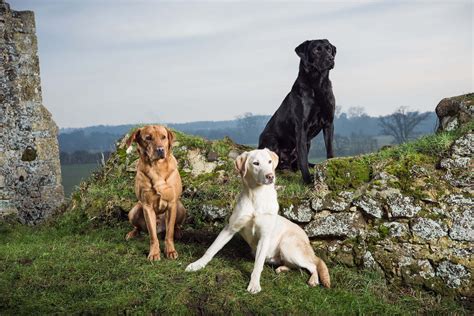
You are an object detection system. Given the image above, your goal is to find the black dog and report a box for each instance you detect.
[258,39,336,184]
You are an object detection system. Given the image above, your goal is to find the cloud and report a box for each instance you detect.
[9,0,473,127]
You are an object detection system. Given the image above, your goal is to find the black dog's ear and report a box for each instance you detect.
[295,40,310,59]
[331,43,337,56]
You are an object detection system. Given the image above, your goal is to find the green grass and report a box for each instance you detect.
[6,121,470,313]
[61,163,100,197]
[0,217,467,315]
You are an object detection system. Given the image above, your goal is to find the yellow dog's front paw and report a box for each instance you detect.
[147,250,161,261]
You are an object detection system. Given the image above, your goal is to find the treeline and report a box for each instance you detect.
[59,107,437,164]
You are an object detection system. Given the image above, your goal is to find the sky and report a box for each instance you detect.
[9,0,473,128]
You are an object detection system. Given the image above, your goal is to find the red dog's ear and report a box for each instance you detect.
[235,152,249,177]
[126,128,141,148]
[166,128,175,151]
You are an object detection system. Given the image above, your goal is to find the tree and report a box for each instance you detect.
[347,106,367,118]
[335,105,342,118]
[378,107,431,144]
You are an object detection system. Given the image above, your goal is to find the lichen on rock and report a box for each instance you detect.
[65,93,474,297]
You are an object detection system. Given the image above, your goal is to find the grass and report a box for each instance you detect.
[0,216,468,315]
[3,119,472,313]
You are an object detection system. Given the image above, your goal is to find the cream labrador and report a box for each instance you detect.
[186,149,330,294]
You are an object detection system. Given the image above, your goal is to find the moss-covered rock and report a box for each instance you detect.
[65,94,474,297]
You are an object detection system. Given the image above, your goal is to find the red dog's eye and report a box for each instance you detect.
[145,135,152,141]
[161,135,166,140]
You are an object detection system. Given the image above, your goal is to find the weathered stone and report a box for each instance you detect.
[201,205,228,220]
[451,133,473,157]
[382,222,410,238]
[436,94,473,132]
[386,192,421,218]
[417,260,436,279]
[449,209,474,242]
[362,251,380,271]
[282,201,312,223]
[227,149,240,160]
[440,157,470,169]
[354,194,384,218]
[310,197,324,211]
[184,149,217,176]
[304,211,365,238]
[411,218,447,240]
[436,261,471,288]
[207,151,218,162]
[444,194,474,207]
[0,2,64,224]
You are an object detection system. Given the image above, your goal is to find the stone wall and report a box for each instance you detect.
[0,1,64,224]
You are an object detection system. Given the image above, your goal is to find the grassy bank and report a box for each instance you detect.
[0,216,467,315]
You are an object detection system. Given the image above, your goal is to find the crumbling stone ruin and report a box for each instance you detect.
[74,93,472,296]
[0,0,64,224]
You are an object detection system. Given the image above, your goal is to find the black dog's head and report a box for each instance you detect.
[295,39,336,72]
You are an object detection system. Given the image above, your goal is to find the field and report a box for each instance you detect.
[61,163,99,196]
[0,217,467,315]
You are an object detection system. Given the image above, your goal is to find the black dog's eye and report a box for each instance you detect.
[317,46,322,51]
[326,45,330,50]
[253,161,260,166]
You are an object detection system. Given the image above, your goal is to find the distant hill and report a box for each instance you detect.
[58,112,437,155]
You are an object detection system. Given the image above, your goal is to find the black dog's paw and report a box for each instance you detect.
[302,174,314,184]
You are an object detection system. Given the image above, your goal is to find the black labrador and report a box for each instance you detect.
[258,39,336,184]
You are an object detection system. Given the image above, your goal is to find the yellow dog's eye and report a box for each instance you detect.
[253,161,259,166]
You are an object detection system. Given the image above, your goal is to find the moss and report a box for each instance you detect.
[324,157,371,192]
[21,146,37,161]
[378,225,390,239]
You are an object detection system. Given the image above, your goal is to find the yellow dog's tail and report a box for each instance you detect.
[315,257,331,288]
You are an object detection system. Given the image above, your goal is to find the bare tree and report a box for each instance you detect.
[379,106,431,144]
[335,105,342,118]
[236,112,259,131]
[347,106,367,118]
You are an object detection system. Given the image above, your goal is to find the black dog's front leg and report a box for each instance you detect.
[295,126,312,184]
[323,124,335,159]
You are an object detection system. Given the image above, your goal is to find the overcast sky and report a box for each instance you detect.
[9,0,473,128]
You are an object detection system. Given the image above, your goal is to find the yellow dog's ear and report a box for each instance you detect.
[235,152,249,177]
[166,128,175,151]
[265,148,279,170]
[126,128,141,148]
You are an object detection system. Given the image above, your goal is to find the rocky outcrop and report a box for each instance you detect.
[436,93,473,132]
[68,95,473,297]
[0,1,64,224]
